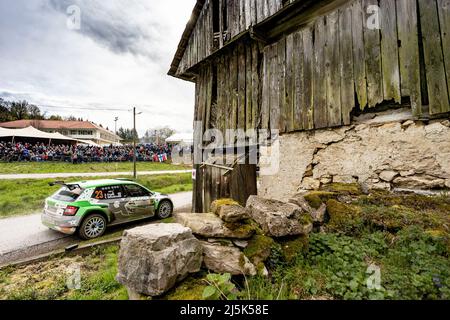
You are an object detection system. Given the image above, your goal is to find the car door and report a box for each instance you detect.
[91,185,128,224]
[122,184,155,218]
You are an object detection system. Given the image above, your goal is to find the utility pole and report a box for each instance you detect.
[132,108,142,180]
[114,117,119,144]
[133,108,137,179]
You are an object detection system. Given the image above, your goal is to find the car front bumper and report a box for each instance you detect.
[41,211,82,235]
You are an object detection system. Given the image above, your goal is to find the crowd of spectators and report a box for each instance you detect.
[0,141,172,163]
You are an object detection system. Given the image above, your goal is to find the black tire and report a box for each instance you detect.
[78,213,107,240]
[157,200,173,219]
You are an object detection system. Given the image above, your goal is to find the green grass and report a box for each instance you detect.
[0,161,191,175]
[0,245,128,300]
[244,227,450,300]
[0,173,192,218]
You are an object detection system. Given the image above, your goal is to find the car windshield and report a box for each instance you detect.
[52,185,84,203]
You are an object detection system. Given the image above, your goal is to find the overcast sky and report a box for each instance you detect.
[0,0,196,135]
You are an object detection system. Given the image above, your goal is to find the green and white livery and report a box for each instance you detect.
[41,179,173,239]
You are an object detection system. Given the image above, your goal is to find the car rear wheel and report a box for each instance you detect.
[78,214,107,240]
[157,200,173,219]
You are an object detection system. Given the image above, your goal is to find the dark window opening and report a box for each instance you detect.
[222,0,228,32]
[213,0,220,33]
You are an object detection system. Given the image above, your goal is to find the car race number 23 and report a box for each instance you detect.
[94,190,104,199]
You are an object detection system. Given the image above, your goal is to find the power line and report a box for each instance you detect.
[41,105,130,112]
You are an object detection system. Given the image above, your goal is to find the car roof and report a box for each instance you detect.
[67,179,140,189]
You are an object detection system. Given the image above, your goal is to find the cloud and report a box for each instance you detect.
[45,0,164,60]
[0,0,197,134]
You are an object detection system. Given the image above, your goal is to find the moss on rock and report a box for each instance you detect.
[361,204,449,233]
[322,183,362,195]
[224,220,257,238]
[164,274,207,300]
[211,198,241,214]
[299,213,314,226]
[358,192,450,215]
[304,191,337,209]
[277,235,309,264]
[243,235,275,265]
[326,199,363,233]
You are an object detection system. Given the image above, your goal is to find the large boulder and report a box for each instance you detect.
[174,212,255,239]
[201,241,257,276]
[116,223,202,297]
[246,196,313,237]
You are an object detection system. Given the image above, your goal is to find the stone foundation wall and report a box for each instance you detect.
[259,109,450,201]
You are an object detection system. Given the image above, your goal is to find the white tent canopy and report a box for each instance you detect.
[165,133,193,145]
[0,126,77,142]
[77,139,101,147]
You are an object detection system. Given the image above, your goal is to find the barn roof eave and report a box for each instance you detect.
[168,0,206,78]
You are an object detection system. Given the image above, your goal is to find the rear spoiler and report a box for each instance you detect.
[48,181,81,190]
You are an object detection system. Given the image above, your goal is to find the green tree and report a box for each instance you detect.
[142,127,175,144]
[10,100,29,120]
[117,127,139,143]
[48,115,63,121]
[0,98,11,122]
[27,104,43,120]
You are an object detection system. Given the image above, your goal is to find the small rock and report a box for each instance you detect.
[210,198,240,214]
[445,179,450,188]
[116,224,202,297]
[400,170,415,177]
[301,177,321,190]
[216,204,249,222]
[393,176,445,189]
[333,175,357,184]
[201,242,257,276]
[233,240,249,249]
[371,182,392,191]
[312,203,327,223]
[246,196,313,237]
[207,238,234,247]
[379,170,398,182]
[401,120,414,129]
[260,266,269,277]
[174,213,255,239]
[288,194,315,214]
[290,195,326,223]
[320,176,333,184]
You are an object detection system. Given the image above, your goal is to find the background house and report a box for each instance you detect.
[0,119,122,145]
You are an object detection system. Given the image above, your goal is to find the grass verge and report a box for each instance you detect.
[0,161,191,175]
[0,245,127,300]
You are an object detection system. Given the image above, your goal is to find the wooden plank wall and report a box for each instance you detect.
[259,0,450,132]
[195,0,450,136]
[196,43,262,136]
[178,0,287,76]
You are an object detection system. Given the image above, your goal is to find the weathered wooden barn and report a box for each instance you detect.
[169,0,450,211]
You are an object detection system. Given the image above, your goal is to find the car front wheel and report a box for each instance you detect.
[78,214,107,240]
[157,200,173,219]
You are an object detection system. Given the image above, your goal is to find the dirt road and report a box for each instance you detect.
[0,191,192,266]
